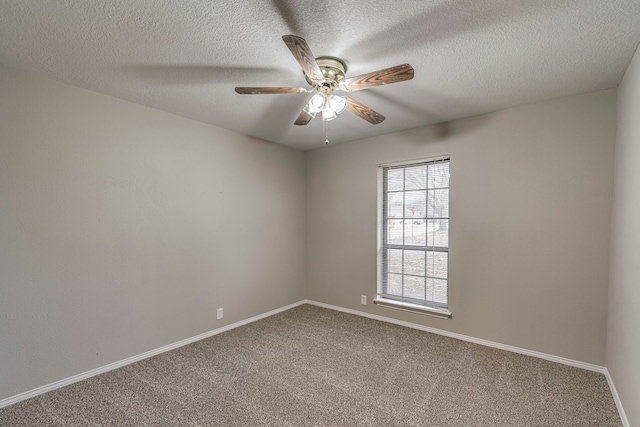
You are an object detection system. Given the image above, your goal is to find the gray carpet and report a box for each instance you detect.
[0,304,621,426]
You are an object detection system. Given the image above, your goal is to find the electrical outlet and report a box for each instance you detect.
[216,308,223,320]
[361,295,367,305]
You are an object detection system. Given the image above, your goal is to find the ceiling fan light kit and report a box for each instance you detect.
[235,35,414,143]
[304,92,346,120]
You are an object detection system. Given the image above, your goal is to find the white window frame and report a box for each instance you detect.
[375,156,452,319]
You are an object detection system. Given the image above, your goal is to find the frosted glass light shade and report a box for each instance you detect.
[307,93,325,114]
[327,95,346,114]
[322,105,337,121]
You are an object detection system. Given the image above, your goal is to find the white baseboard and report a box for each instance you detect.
[0,300,307,409]
[604,368,630,427]
[306,300,606,373]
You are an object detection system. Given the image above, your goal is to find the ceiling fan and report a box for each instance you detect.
[235,35,414,127]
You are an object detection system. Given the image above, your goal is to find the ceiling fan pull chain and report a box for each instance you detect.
[323,120,330,145]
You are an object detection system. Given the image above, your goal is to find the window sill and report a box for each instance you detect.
[373,298,452,319]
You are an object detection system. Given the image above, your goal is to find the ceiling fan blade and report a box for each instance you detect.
[344,64,414,92]
[294,110,314,126]
[235,87,308,95]
[345,97,386,124]
[282,35,324,82]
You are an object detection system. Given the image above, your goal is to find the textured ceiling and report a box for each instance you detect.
[1,1,639,150]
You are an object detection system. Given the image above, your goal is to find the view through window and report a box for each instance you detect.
[380,158,450,310]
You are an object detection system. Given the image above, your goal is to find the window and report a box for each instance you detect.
[376,157,451,318]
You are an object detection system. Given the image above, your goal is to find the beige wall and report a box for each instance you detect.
[0,66,306,401]
[607,46,640,425]
[306,90,616,365]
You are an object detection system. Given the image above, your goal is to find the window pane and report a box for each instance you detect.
[427,189,449,218]
[427,278,448,305]
[427,219,449,248]
[387,220,403,245]
[405,191,426,219]
[387,249,402,273]
[426,251,448,279]
[404,221,426,246]
[387,169,404,191]
[428,163,449,189]
[403,250,425,276]
[405,275,425,301]
[405,166,426,190]
[387,273,403,296]
[387,192,403,218]
[381,159,449,310]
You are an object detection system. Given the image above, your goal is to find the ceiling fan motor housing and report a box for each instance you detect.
[306,56,347,93]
